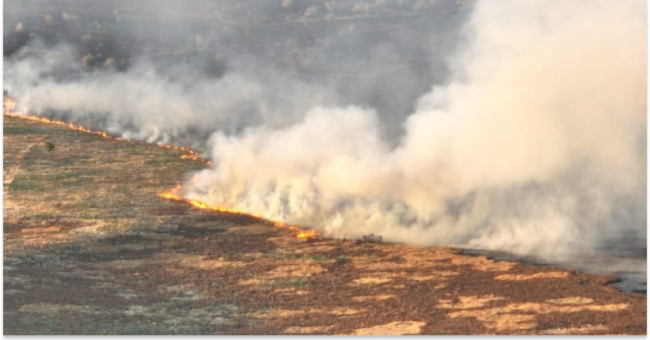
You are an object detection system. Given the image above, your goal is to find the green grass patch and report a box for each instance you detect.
[267,278,311,288]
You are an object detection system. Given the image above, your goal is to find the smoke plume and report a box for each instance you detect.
[5,0,467,147]
[4,0,646,259]
[181,0,646,258]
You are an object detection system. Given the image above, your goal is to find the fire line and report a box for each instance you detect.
[158,185,319,240]
[3,96,210,165]
[3,97,318,241]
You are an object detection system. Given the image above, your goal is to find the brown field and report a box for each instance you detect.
[3,114,646,335]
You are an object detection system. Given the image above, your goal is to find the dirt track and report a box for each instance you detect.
[3,114,646,335]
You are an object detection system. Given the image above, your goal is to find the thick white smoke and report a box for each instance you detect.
[4,0,468,148]
[4,0,645,259]
[3,41,336,148]
[181,0,647,258]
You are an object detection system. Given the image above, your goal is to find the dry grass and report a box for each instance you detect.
[3,115,646,335]
[495,272,569,281]
[347,321,426,335]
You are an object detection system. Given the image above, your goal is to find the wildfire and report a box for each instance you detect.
[3,96,17,112]
[296,230,318,239]
[3,96,210,165]
[158,186,319,240]
[4,96,311,239]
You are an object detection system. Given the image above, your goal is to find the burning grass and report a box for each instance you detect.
[4,96,209,166]
[3,111,647,335]
[158,185,320,240]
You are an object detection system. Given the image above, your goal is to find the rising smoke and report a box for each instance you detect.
[3,0,646,259]
[180,0,647,258]
[5,0,466,147]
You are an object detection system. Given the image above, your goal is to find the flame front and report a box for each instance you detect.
[4,96,311,239]
[4,97,17,112]
[296,230,318,239]
[158,186,319,240]
[3,96,210,165]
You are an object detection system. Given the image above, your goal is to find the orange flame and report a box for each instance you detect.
[296,230,318,239]
[3,96,209,164]
[3,97,17,112]
[4,97,311,239]
[158,186,319,240]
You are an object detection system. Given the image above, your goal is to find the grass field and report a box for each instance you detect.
[3,114,646,335]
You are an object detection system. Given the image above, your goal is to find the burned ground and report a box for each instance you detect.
[3,115,646,335]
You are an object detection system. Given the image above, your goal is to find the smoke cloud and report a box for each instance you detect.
[5,0,467,146]
[181,0,646,258]
[4,0,646,259]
